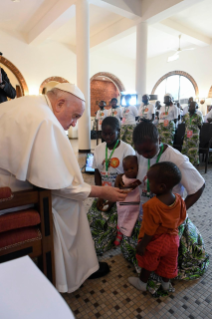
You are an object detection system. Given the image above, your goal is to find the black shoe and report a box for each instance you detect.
[88,262,110,279]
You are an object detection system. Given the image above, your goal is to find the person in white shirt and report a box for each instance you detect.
[0,83,128,293]
[138,94,155,122]
[120,94,138,146]
[95,100,108,131]
[87,116,135,255]
[205,106,212,123]
[183,97,204,121]
[158,93,178,145]
[107,98,122,121]
[119,121,208,295]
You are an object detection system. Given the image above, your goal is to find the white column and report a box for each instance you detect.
[76,0,91,152]
[136,22,148,99]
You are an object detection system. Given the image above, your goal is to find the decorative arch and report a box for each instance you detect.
[208,86,212,98]
[151,70,199,97]
[0,56,29,95]
[39,76,69,94]
[90,72,125,92]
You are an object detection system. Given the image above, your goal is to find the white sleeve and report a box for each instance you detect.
[96,111,99,120]
[53,182,91,201]
[92,146,99,169]
[138,104,142,116]
[178,157,205,195]
[124,145,136,157]
[151,104,155,114]
[174,105,178,119]
[132,106,138,117]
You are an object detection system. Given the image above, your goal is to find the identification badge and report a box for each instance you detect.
[187,130,193,138]
[164,119,169,127]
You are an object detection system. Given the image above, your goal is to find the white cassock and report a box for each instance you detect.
[0,95,99,293]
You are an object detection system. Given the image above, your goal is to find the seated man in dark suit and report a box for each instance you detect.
[0,52,16,103]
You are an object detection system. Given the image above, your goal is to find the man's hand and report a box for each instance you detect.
[136,241,146,256]
[101,186,130,202]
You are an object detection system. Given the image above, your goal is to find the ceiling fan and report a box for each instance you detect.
[167,35,195,62]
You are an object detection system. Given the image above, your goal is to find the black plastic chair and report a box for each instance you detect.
[199,123,212,173]
[173,123,185,152]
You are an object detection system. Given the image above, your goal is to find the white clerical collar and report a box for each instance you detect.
[44,94,53,112]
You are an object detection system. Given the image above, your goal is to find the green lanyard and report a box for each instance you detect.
[147,144,164,193]
[165,106,169,115]
[105,140,119,172]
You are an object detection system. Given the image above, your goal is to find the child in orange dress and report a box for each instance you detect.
[128,161,186,292]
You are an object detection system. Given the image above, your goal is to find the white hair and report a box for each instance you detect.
[46,88,72,106]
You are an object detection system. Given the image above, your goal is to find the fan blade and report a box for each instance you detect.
[167,54,179,62]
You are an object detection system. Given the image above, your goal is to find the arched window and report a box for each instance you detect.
[151,71,198,105]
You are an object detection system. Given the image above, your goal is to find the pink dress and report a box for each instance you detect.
[117,175,140,236]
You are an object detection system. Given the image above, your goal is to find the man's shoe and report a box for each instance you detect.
[88,262,110,279]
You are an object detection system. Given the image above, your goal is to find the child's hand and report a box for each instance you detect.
[96,198,105,211]
[115,174,125,188]
[136,241,146,256]
[125,179,141,190]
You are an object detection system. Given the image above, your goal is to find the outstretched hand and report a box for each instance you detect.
[101,186,130,202]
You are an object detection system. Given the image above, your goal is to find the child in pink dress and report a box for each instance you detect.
[115,156,141,244]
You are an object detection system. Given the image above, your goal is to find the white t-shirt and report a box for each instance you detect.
[107,107,122,120]
[136,145,205,205]
[138,103,155,120]
[121,106,138,125]
[159,104,178,124]
[93,140,135,186]
[205,109,212,123]
[183,106,188,116]
[96,109,108,130]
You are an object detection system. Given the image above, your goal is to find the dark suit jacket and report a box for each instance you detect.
[0,68,16,103]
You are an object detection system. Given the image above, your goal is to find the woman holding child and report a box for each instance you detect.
[87,117,135,255]
[118,121,209,296]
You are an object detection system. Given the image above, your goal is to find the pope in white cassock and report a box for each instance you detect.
[0,83,128,293]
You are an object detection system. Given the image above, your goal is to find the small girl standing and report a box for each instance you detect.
[120,94,138,146]
[115,156,141,245]
[87,116,135,255]
[182,101,203,166]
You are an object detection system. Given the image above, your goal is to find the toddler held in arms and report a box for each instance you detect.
[114,156,141,244]
[128,162,186,292]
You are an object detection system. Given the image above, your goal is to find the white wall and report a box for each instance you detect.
[147,45,212,102]
[0,29,136,95]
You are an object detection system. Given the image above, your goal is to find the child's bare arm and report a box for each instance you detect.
[115,174,124,188]
[136,234,153,256]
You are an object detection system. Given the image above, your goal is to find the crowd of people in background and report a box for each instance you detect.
[95,93,211,166]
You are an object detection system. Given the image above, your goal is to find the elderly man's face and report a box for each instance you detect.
[54,95,85,130]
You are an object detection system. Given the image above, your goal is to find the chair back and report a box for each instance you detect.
[199,123,212,149]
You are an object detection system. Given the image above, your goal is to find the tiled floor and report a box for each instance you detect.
[63,139,212,319]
